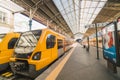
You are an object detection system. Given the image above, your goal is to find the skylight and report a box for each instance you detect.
[53,0,107,37]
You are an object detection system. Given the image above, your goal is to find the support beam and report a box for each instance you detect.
[104,2,120,11]
[95,23,99,60]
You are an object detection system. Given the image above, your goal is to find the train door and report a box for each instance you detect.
[50,35,57,60]
[46,34,57,62]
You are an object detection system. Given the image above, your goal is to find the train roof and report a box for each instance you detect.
[22,28,65,38]
[43,28,65,37]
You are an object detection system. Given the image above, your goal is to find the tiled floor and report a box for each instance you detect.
[56,43,120,80]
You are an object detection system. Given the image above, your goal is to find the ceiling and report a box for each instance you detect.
[10,0,74,38]
[1,0,120,39]
[85,0,120,37]
[53,0,108,39]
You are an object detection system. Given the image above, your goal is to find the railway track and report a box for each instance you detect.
[0,71,32,80]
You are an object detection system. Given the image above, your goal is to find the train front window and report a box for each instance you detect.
[0,34,6,42]
[15,30,42,54]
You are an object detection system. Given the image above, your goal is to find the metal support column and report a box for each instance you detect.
[29,0,42,30]
[47,20,49,28]
[29,19,32,30]
[29,8,33,31]
[87,37,89,52]
[95,23,99,59]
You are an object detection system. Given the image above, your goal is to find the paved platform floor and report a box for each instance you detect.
[56,43,120,80]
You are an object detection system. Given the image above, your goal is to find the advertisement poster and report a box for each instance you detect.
[117,17,120,31]
[102,24,117,63]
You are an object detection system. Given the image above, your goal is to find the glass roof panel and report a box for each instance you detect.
[98,2,106,8]
[94,8,102,14]
[87,14,92,19]
[89,8,95,14]
[69,0,73,5]
[53,0,62,11]
[75,0,79,6]
[90,2,98,8]
[53,0,108,38]
[81,1,85,9]
[61,0,69,10]
[84,8,89,13]
[85,1,91,8]
[101,0,108,1]
[81,9,84,13]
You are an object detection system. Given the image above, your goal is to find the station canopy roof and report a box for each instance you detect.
[53,0,107,39]
[0,0,120,39]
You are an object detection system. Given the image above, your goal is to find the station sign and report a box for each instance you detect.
[89,31,102,39]
[85,22,109,28]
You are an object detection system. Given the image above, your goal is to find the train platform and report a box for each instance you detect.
[36,43,120,80]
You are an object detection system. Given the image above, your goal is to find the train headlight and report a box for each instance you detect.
[32,52,41,60]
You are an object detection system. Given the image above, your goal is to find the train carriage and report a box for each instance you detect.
[0,32,20,71]
[10,28,71,78]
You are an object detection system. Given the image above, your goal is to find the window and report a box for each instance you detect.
[64,40,69,46]
[57,39,63,49]
[32,30,42,40]
[46,34,56,49]
[0,11,7,23]
[8,38,18,49]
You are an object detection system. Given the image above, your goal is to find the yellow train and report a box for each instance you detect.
[0,32,20,71]
[10,28,72,78]
[82,37,102,48]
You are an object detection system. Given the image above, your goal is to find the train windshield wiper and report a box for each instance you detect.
[25,34,37,47]
[23,35,35,47]
[17,32,37,47]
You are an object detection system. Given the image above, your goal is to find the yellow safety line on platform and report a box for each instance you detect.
[45,44,77,80]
